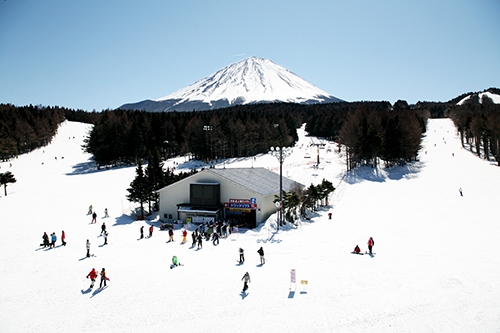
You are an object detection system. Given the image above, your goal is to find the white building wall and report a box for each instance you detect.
[158,170,278,225]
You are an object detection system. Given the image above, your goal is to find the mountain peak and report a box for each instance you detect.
[120,57,343,112]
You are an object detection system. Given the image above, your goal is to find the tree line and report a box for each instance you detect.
[0,104,66,161]
[449,88,500,165]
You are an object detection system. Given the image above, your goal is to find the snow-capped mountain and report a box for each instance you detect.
[119,57,343,112]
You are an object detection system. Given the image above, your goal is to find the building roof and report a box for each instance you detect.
[206,167,303,196]
[158,167,304,197]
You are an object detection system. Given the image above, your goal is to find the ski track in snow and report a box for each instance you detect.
[0,119,500,332]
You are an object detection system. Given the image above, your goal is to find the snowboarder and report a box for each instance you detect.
[86,268,97,289]
[140,226,144,239]
[103,231,108,245]
[41,232,50,248]
[182,229,187,244]
[367,237,375,254]
[86,239,91,257]
[168,228,174,242]
[353,245,360,254]
[241,272,251,292]
[50,232,57,248]
[91,211,97,224]
[239,248,245,264]
[149,225,154,238]
[99,268,108,288]
[61,230,66,246]
[257,247,265,265]
[104,208,109,218]
[101,222,106,235]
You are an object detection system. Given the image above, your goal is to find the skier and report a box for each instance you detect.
[459,188,463,197]
[50,232,57,248]
[101,222,106,236]
[353,245,360,254]
[182,229,187,244]
[103,231,108,245]
[191,231,197,247]
[41,232,50,248]
[86,268,97,289]
[257,247,265,265]
[104,208,109,218]
[61,230,66,246]
[86,239,91,257]
[149,225,154,238]
[239,248,245,264]
[197,234,203,249]
[91,211,97,224]
[88,205,93,215]
[99,268,108,288]
[168,228,174,242]
[241,272,251,292]
[140,226,144,239]
[367,237,375,254]
[212,232,219,245]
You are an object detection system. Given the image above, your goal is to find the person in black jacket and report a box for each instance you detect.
[239,248,245,264]
[257,247,265,265]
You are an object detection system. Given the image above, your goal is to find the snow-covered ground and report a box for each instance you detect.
[1,118,500,333]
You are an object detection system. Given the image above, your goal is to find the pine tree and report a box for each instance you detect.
[0,171,16,196]
[145,148,165,212]
[127,159,148,219]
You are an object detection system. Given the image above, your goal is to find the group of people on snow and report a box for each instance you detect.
[40,231,66,248]
[86,267,108,290]
[353,237,375,255]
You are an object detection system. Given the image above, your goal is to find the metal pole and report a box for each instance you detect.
[279,147,283,229]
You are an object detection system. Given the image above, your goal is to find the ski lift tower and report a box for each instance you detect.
[310,138,326,165]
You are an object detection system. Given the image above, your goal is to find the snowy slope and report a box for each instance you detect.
[1,119,500,333]
[456,91,500,105]
[119,57,342,112]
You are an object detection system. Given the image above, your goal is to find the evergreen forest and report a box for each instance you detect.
[1,87,499,170]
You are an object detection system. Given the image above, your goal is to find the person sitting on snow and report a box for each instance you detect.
[172,256,179,267]
[354,245,361,253]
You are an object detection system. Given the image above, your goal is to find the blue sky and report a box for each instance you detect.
[1,0,499,111]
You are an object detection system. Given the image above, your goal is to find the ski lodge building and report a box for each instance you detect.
[157,167,304,228]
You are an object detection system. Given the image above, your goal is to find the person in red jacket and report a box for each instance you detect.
[86,268,98,289]
[149,225,154,238]
[367,237,375,254]
[61,230,66,246]
[182,229,187,244]
[353,245,360,254]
